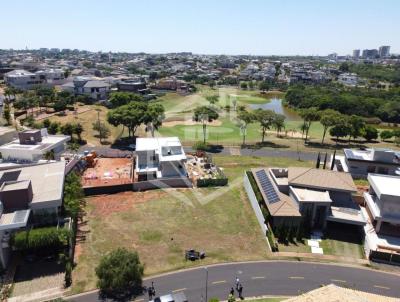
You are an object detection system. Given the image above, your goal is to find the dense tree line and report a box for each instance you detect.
[285,84,400,123]
[340,62,400,84]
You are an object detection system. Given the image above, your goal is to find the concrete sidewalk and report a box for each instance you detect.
[274,251,370,265]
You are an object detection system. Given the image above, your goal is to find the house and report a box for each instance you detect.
[0,161,66,267]
[338,72,358,86]
[333,148,400,177]
[135,137,187,181]
[4,69,66,90]
[4,69,42,90]
[61,76,110,100]
[0,129,70,163]
[363,174,400,262]
[248,167,365,229]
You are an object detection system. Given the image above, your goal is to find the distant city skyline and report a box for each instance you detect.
[0,0,399,56]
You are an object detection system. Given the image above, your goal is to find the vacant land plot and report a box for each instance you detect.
[47,104,128,146]
[71,155,313,293]
[82,157,133,187]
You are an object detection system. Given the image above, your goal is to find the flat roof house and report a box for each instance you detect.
[0,129,70,163]
[333,148,400,178]
[363,174,400,260]
[135,137,187,181]
[0,161,66,267]
[249,167,365,229]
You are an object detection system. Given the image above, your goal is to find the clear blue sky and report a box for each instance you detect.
[1,0,398,55]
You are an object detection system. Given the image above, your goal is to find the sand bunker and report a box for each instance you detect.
[163,119,222,127]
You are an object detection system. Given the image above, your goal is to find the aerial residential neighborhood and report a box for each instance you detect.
[0,1,399,302]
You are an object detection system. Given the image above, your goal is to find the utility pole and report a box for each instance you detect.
[205,267,208,302]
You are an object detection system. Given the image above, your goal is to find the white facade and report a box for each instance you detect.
[0,130,70,162]
[5,69,66,90]
[135,137,187,180]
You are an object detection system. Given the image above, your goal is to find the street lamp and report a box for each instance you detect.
[205,267,208,302]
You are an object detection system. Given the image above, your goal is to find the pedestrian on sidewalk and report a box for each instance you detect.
[237,283,243,299]
[230,287,235,296]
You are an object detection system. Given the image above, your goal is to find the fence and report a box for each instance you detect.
[133,177,193,191]
[243,172,271,251]
[83,183,133,196]
[369,250,400,265]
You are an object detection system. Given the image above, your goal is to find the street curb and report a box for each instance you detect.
[64,259,400,300]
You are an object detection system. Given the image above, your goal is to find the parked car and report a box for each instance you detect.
[185,249,205,261]
[150,292,188,302]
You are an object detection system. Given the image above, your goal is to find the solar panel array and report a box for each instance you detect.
[255,170,280,204]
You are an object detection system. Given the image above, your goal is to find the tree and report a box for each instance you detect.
[205,95,219,105]
[96,248,144,295]
[53,100,67,112]
[73,123,84,141]
[320,109,341,144]
[43,118,51,129]
[92,121,110,144]
[273,114,286,136]
[348,115,365,142]
[109,92,143,108]
[237,110,254,146]
[299,107,320,143]
[63,172,84,219]
[48,122,60,134]
[254,109,275,143]
[362,125,378,142]
[60,123,74,136]
[144,103,165,137]
[329,117,351,144]
[259,81,271,91]
[240,82,248,89]
[107,102,148,138]
[380,130,393,141]
[193,106,219,144]
[3,104,11,125]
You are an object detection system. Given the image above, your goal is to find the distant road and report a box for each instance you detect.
[67,261,400,301]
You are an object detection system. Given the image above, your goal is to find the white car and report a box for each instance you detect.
[150,292,188,302]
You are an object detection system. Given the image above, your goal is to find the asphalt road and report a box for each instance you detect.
[67,261,400,301]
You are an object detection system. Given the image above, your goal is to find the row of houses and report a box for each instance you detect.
[0,127,72,267]
[245,147,400,263]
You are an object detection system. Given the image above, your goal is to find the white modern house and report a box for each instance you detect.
[135,137,187,181]
[4,68,66,90]
[0,161,66,267]
[363,174,400,261]
[332,148,400,178]
[0,129,70,163]
[4,69,41,90]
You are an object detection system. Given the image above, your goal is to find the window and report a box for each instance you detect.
[367,166,376,173]
[377,167,389,175]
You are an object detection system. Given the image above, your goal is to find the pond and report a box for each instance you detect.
[249,98,301,121]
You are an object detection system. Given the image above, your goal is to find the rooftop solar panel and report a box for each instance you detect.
[255,170,280,204]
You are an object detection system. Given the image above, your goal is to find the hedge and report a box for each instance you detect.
[12,227,71,251]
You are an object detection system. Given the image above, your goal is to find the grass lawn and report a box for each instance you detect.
[47,104,127,146]
[71,155,313,294]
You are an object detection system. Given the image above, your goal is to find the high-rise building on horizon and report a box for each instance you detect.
[362,49,379,59]
[352,49,360,59]
[379,45,390,58]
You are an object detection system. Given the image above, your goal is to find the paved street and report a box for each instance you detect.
[67,261,400,301]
